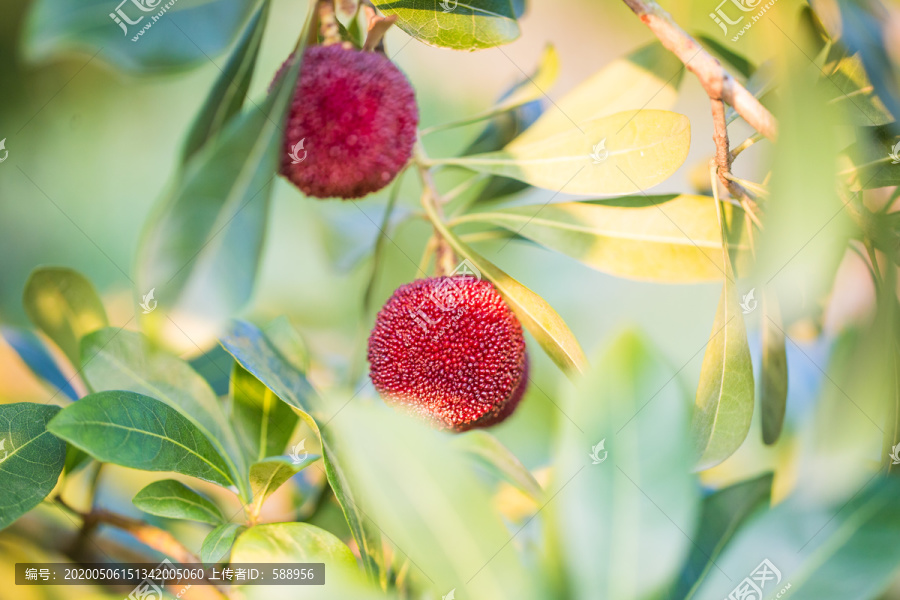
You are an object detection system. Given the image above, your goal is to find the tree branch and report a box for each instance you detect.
[621,0,778,141]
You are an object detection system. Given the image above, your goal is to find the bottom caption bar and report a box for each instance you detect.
[15,561,325,586]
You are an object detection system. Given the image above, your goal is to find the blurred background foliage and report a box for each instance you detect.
[2,0,900,598]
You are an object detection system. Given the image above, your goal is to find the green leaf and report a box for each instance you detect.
[690,477,900,600]
[231,364,299,463]
[370,0,520,51]
[823,54,893,126]
[689,261,754,471]
[201,523,245,565]
[549,331,698,600]
[220,320,383,581]
[761,291,788,445]
[453,430,542,502]
[436,110,691,195]
[132,479,224,524]
[47,391,235,488]
[423,203,587,377]
[697,34,755,78]
[181,0,271,161]
[23,267,107,368]
[673,473,773,599]
[0,403,66,531]
[135,24,310,350]
[230,522,359,579]
[23,0,262,74]
[1,326,78,401]
[457,195,747,283]
[81,328,247,494]
[513,42,685,144]
[248,455,318,517]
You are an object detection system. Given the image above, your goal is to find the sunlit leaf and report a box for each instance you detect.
[673,473,772,599]
[370,0,520,50]
[436,110,691,195]
[181,0,271,161]
[132,479,224,524]
[425,211,587,376]
[690,258,754,471]
[550,331,698,599]
[248,455,318,518]
[457,195,747,283]
[23,0,262,74]
[48,391,235,488]
[453,430,542,502]
[231,364,299,463]
[23,267,107,369]
[761,291,788,445]
[202,523,245,565]
[81,328,247,494]
[0,403,65,531]
[1,326,78,400]
[824,54,893,126]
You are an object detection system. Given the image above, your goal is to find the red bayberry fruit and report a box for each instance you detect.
[276,45,418,199]
[367,276,529,432]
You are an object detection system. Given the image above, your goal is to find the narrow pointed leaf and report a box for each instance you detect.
[437,110,691,195]
[690,264,754,471]
[48,391,235,488]
[248,455,319,516]
[132,479,225,525]
[181,0,271,161]
[453,430,543,502]
[23,267,107,368]
[458,195,748,283]
[231,364,299,462]
[1,326,78,400]
[0,403,66,531]
[201,523,245,565]
[370,0,520,50]
[761,291,788,445]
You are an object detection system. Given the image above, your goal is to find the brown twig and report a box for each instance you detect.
[414,144,458,276]
[363,4,396,53]
[621,0,778,141]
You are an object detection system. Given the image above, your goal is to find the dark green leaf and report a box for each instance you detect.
[370,0,520,51]
[23,0,262,74]
[181,0,271,161]
[81,328,247,493]
[0,403,65,531]
[673,473,772,599]
[23,267,107,369]
[761,291,788,445]
[231,364,299,462]
[202,523,245,565]
[697,34,755,78]
[136,27,309,350]
[1,326,77,400]
[132,479,224,524]
[48,391,235,488]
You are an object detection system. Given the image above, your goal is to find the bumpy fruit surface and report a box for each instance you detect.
[368,276,529,432]
[277,45,418,199]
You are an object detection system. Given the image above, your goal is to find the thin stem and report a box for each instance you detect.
[414,142,457,275]
[730,132,763,159]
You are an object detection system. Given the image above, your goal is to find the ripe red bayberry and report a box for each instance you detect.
[368,276,529,432]
[277,45,418,199]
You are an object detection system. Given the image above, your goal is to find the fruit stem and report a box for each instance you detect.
[414,141,459,276]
